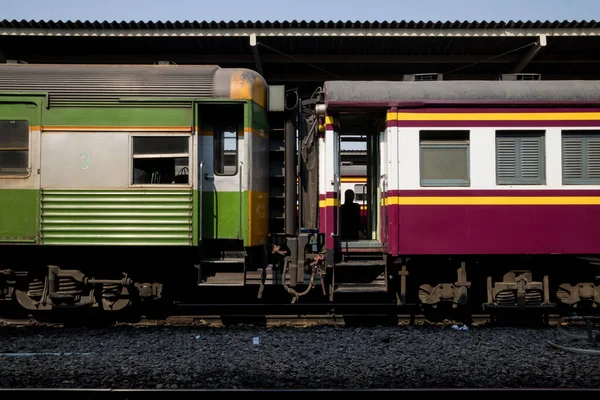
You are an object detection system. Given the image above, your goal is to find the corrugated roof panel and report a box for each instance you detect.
[0,19,599,30]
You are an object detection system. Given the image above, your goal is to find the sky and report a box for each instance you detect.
[1,0,599,22]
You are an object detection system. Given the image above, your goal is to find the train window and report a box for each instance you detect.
[496,131,545,185]
[0,120,29,176]
[131,136,190,185]
[562,131,600,185]
[419,131,470,187]
[214,124,238,176]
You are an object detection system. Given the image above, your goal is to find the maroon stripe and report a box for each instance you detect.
[398,108,600,113]
[326,192,338,199]
[327,100,600,108]
[319,194,326,200]
[325,124,335,131]
[396,120,600,127]
[386,119,399,127]
[386,204,399,256]
[389,189,600,197]
[398,205,600,255]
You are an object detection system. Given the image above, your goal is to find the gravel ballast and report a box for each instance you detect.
[0,324,599,389]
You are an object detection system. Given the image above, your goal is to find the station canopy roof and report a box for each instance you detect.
[0,19,599,96]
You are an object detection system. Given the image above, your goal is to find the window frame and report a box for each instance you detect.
[495,130,546,186]
[0,119,31,179]
[213,123,240,177]
[561,130,600,185]
[129,133,192,187]
[419,130,471,187]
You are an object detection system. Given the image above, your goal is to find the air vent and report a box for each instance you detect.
[403,73,443,81]
[499,73,541,81]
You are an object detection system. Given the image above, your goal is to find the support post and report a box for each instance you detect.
[285,116,297,236]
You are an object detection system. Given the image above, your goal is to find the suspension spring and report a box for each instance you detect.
[496,290,516,305]
[526,291,543,305]
[57,277,79,295]
[27,279,44,298]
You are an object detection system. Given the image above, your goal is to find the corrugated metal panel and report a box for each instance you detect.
[1,19,599,30]
[563,134,600,184]
[496,137,518,182]
[496,133,545,185]
[0,64,217,106]
[41,190,193,246]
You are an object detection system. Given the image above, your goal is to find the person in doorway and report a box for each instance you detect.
[340,189,361,240]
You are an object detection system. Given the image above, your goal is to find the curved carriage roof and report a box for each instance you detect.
[324,80,600,106]
[0,64,263,106]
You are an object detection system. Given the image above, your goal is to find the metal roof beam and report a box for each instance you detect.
[512,34,548,73]
[1,27,599,38]
[6,52,600,65]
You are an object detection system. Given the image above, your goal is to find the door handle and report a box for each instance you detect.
[204,173,214,180]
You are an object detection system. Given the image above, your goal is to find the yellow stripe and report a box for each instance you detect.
[341,177,367,183]
[319,198,341,207]
[395,112,600,121]
[248,190,269,247]
[384,196,600,205]
[325,116,335,125]
[43,126,191,132]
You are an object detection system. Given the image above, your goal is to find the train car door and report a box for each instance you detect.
[197,102,246,241]
[0,96,42,243]
[337,113,383,244]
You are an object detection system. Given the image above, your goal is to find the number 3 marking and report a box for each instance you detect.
[80,153,89,170]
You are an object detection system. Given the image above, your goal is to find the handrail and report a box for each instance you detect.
[198,160,204,242]
[381,174,388,243]
[238,161,243,241]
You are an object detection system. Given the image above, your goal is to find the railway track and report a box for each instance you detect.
[0,312,569,328]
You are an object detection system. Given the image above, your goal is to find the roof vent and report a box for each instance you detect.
[403,73,443,81]
[155,61,177,65]
[499,73,541,81]
[3,60,28,64]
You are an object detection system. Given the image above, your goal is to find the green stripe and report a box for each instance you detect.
[43,106,193,128]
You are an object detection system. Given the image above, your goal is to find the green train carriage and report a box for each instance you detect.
[0,64,270,312]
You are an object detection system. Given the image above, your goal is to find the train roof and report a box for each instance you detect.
[0,64,267,107]
[324,80,600,108]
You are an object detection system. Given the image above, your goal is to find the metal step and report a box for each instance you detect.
[201,258,245,264]
[340,240,382,248]
[198,272,245,286]
[334,283,388,294]
[335,260,386,267]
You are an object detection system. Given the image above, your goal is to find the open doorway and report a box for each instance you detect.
[338,113,383,242]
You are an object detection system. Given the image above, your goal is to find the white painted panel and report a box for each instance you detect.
[470,128,495,188]
[398,125,600,190]
[41,132,129,188]
[318,134,326,196]
[545,128,563,188]
[398,128,420,188]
